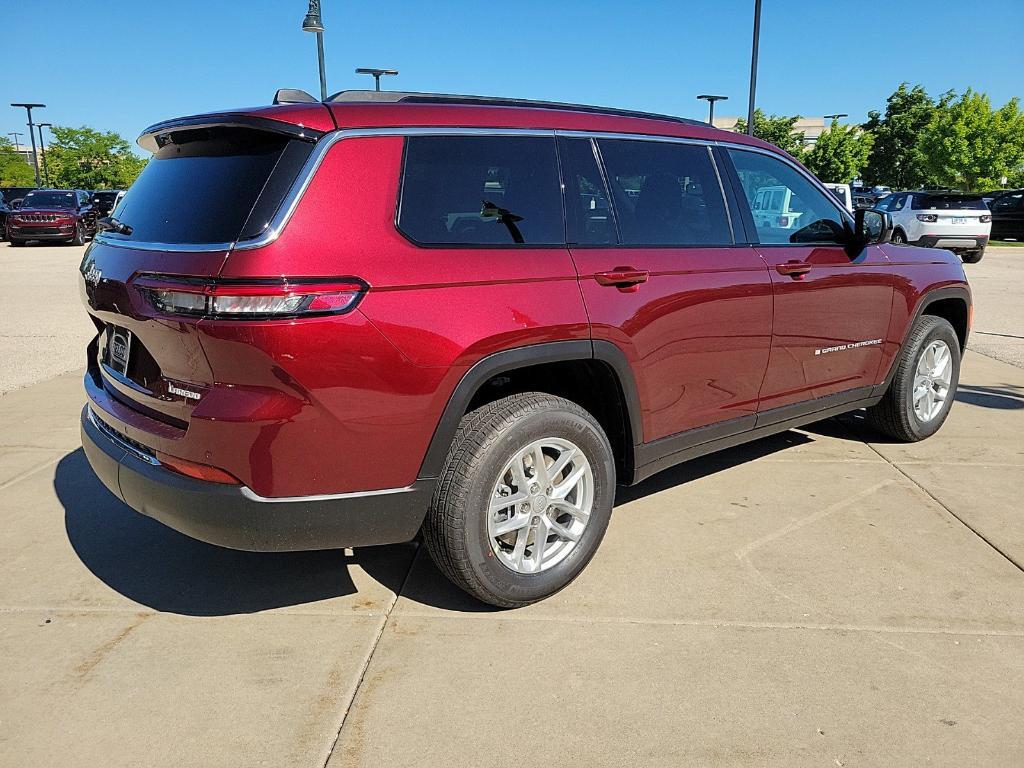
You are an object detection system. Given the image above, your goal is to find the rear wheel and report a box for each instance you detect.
[423,392,615,608]
[865,315,960,441]
[961,248,984,263]
[891,229,907,244]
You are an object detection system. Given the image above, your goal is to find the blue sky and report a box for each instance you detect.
[5,0,1023,154]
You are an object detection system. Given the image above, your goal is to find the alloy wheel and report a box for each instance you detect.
[912,339,952,422]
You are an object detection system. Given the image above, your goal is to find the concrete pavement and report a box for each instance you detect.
[1,240,1023,765]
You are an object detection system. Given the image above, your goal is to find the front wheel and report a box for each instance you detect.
[891,229,907,245]
[70,222,85,246]
[423,392,615,608]
[961,248,984,263]
[864,315,960,441]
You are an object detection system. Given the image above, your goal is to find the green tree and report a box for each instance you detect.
[862,83,937,189]
[734,109,806,159]
[804,121,874,182]
[0,137,36,186]
[919,90,1024,191]
[45,126,148,189]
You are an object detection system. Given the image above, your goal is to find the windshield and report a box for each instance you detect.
[92,191,119,203]
[108,126,314,245]
[22,191,77,209]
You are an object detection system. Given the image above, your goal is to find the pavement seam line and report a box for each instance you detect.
[863,443,1024,573]
[0,454,64,492]
[319,544,421,768]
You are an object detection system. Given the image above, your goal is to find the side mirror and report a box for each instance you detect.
[853,208,891,246]
[11,200,22,210]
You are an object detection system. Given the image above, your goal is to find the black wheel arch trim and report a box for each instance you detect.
[417,340,643,480]
[873,285,971,397]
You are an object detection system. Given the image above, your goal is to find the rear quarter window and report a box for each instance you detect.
[397,136,564,246]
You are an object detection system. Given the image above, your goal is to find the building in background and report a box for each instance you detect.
[713,116,832,147]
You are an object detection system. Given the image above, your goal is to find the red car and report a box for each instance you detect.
[79,91,971,607]
[8,189,96,245]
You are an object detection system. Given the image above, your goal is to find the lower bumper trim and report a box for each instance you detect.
[81,405,432,551]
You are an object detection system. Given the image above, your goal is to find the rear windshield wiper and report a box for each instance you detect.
[96,216,133,236]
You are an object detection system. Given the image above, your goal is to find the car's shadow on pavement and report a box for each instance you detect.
[54,427,854,615]
[55,449,413,616]
[955,383,1024,410]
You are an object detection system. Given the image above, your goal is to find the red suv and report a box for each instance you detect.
[9,189,96,245]
[79,91,971,607]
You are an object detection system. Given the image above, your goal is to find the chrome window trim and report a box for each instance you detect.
[93,125,845,253]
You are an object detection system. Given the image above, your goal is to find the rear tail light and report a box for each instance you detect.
[916,214,938,222]
[156,451,241,484]
[980,214,991,223]
[134,276,367,319]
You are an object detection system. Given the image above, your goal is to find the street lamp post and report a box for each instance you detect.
[302,1,328,101]
[37,123,52,187]
[355,68,399,92]
[10,103,45,187]
[823,113,848,124]
[697,95,728,126]
[7,132,23,152]
[745,0,761,136]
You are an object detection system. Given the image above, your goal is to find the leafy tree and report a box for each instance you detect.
[919,90,1024,191]
[45,126,148,189]
[734,109,806,159]
[0,137,36,186]
[862,83,937,189]
[804,120,874,182]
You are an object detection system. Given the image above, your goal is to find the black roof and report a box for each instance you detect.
[324,89,706,127]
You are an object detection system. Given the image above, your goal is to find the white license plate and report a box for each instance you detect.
[952,217,969,224]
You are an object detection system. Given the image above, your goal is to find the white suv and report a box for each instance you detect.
[878,192,991,263]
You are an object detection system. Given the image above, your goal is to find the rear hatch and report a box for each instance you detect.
[913,194,991,231]
[81,114,325,426]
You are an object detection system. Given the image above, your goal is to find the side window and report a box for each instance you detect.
[892,194,908,211]
[397,136,563,246]
[728,149,847,245]
[557,137,616,245]
[596,139,732,246]
[993,192,1022,211]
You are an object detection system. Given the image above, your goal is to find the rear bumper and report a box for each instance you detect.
[81,405,432,551]
[911,234,988,251]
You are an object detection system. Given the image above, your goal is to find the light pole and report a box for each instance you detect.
[302,1,328,101]
[37,123,52,187]
[355,68,399,92]
[745,0,761,136]
[823,112,848,127]
[7,132,23,152]
[10,102,45,186]
[697,95,728,126]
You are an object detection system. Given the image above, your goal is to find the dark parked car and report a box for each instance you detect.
[1,186,37,209]
[90,190,124,217]
[7,189,97,245]
[79,91,970,607]
[988,189,1024,241]
[0,198,11,242]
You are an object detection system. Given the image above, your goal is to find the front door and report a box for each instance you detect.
[725,148,894,412]
[559,136,773,445]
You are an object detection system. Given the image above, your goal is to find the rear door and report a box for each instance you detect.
[81,121,319,425]
[561,135,772,446]
[723,147,894,412]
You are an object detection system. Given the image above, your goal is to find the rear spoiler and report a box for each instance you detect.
[138,114,324,153]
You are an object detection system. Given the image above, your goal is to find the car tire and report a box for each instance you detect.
[864,315,960,442]
[9,237,25,247]
[70,223,85,246]
[961,248,984,263]
[422,392,616,608]
[891,229,907,244]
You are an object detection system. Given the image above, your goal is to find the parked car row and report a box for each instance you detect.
[2,186,125,245]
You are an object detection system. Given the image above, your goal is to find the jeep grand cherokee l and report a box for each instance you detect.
[9,188,96,245]
[79,91,971,607]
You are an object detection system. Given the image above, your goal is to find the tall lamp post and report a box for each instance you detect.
[37,123,52,187]
[7,132,23,152]
[823,113,848,123]
[355,68,399,92]
[10,102,45,186]
[302,1,328,101]
[745,0,761,136]
[697,94,728,126]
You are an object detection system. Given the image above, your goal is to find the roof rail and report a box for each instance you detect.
[273,88,319,105]
[324,89,705,126]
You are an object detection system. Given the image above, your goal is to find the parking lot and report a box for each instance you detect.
[1,241,1022,766]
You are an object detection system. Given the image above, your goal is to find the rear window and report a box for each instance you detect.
[106,126,314,245]
[397,136,564,246]
[912,194,987,211]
